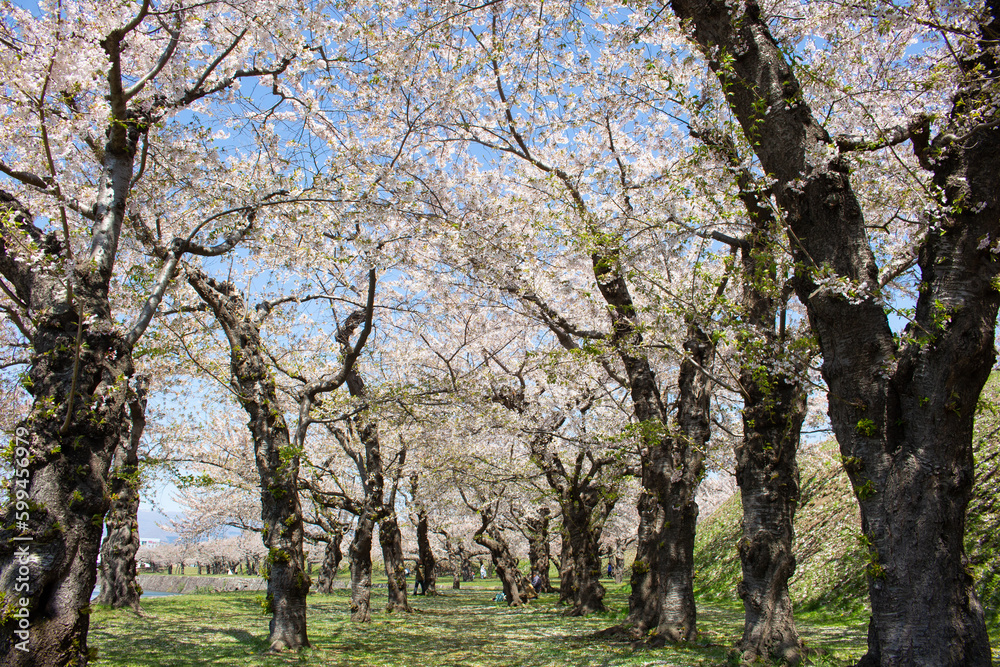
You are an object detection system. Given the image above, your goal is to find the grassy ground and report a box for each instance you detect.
[90,581,867,667]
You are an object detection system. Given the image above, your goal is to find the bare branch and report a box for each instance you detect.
[123,13,182,101]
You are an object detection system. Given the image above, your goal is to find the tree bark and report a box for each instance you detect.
[564,494,609,616]
[96,375,150,613]
[475,529,531,607]
[315,529,344,594]
[0,191,136,667]
[379,514,412,612]
[187,273,309,652]
[667,1,1000,663]
[558,526,575,605]
[348,513,375,622]
[736,369,806,663]
[525,508,553,593]
[414,508,437,596]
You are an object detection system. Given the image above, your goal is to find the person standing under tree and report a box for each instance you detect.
[413,560,425,595]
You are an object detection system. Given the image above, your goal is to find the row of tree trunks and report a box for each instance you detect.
[530,421,621,615]
[187,272,310,652]
[96,375,151,613]
[489,382,622,614]
[666,1,1000,664]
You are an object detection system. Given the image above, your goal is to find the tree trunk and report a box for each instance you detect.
[316,535,337,595]
[414,509,437,596]
[315,534,343,594]
[736,372,807,663]
[188,273,309,652]
[315,545,331,590]
[525,508,553,593]
[564,501,607,616]
[475,530,530,606]
[0,193,136,667]
[96,376,150,613]
[348,513,375,622]
[379,514,411,613]
[558,527,575,605]
[440,534,462,590]
[667,2,999,664]
[612,538,627,585]
[724,155,809,662]
[589,233,716,641]
[624,324,714,641]
[600,320,713,642]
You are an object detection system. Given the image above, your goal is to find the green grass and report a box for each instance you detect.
[90,584,865,666]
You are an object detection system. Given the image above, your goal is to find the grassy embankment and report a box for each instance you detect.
[692,412,1000,656]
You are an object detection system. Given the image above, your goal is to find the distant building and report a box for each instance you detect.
[139,538,162,547]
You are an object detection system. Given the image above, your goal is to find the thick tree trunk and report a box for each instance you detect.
[668,2,1000,664]
[589,233,716,641]
[0,193,136,667]
[726,164,809,661]
[414,508,437,596]
[624,325,714,641]
[564,502,607,616]
[379,514,411,613]
[259,437,309,651]
[736,372,806,663]
[475,530,531,606]
[188,273,309,652]
[315,531,344,594]
[558,527,575,605]
[525,508,553,593]
[348,513,375,622]
[96,376,150,612]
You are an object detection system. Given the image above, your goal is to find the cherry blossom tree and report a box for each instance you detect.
[660,0,1000,663]
[0,0,307,660]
